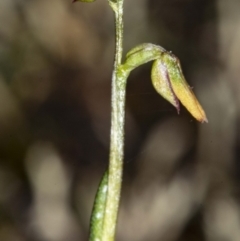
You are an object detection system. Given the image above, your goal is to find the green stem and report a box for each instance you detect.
[101,1,126,241]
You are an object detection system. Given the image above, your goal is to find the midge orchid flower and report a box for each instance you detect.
[122,43,208,123]
[152,53,207,123]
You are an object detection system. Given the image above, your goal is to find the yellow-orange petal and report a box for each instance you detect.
[163,53,208,123]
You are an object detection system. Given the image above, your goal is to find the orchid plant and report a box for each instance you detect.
[73,1,207,241]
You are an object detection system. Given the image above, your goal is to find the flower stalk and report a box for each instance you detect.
[101,1,126,241]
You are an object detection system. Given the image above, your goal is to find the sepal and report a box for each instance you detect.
[123,43,166,71]
[151,59,180,112]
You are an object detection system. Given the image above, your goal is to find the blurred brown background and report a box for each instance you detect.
[0,0,240,240]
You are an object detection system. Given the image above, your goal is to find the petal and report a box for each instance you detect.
[151,59,180,112]
[163,53,208,123]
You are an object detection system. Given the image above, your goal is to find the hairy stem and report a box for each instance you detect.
[101,1,126,241]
